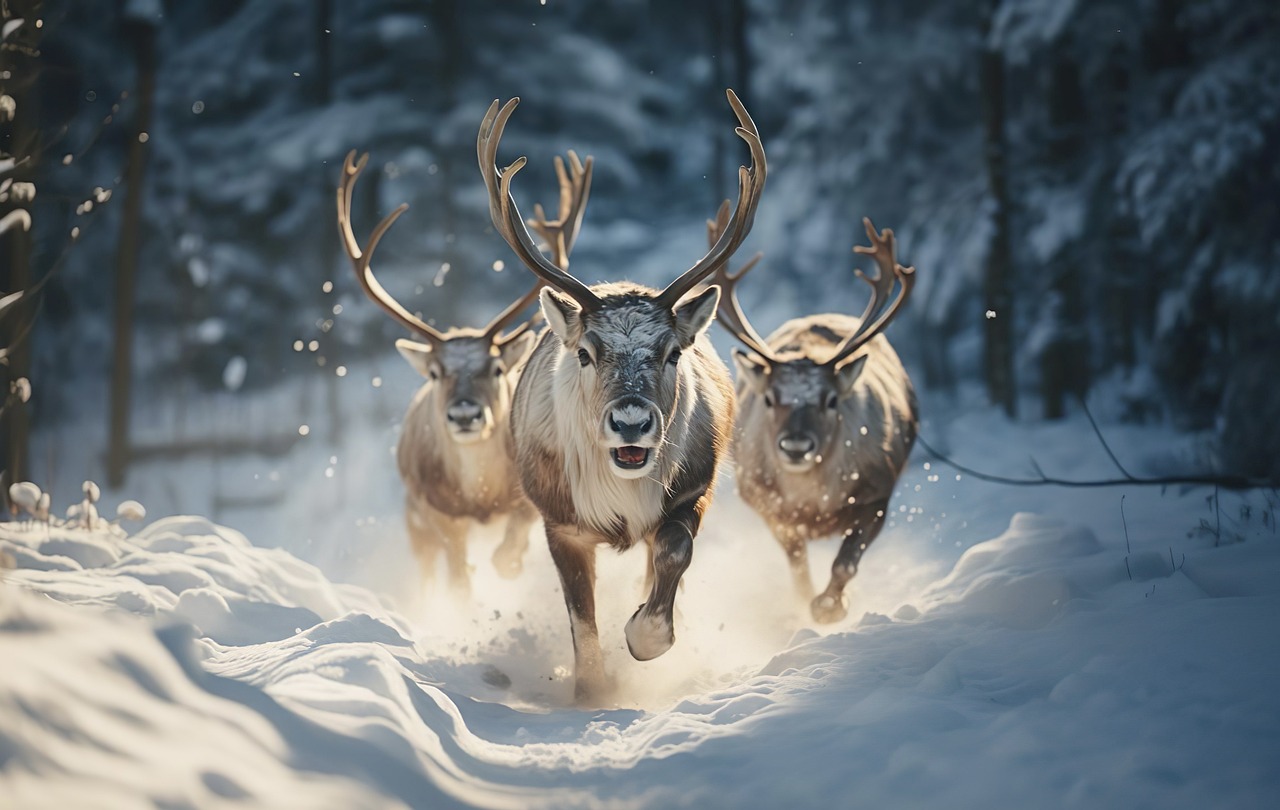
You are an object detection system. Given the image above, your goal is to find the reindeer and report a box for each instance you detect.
[336,149,591,595]
[476,90,765,702]
[711,212,918,624]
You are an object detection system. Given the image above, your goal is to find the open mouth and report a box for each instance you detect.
[611,446,650,469]
[449,424,486,442]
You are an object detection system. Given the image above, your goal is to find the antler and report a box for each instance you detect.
[479,151,592,344]
[824,217,916,368]
[479,89,765,314]
[337,151,445,343]
[704,200,777,362]
[527,151,592,271]
[655,89,767,309]
[476,283,540,345]
[478,99,603,311]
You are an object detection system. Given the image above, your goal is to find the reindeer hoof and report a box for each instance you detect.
[810,593,849,624]
[625,606,674,661]
[491,546,524,579]
[573,671,615,707]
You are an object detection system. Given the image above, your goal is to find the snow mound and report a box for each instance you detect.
[0,589,418,809]
[920,512,1108,629]
[4,493,1280,807]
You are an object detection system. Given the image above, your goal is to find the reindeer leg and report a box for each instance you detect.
[811,500,887,624]
[626,504,697,661]
[405,499,441,586]
[492,499,537,579]
[775,526,815,603]
[408,496,471,598]
[547,524,608,704]
[641,540,655,596]
[440,515,473,599]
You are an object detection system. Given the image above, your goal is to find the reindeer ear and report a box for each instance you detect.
[834,353,868,394]
[498,330,537,370]
[540,288,583,347]
[395,338,436,378]
[673,285,720,347]
[731,348,770,393]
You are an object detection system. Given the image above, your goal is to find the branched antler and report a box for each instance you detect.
[336,151,444,342]
[339,149,583,345]
[527,150,591,271]
[479,89,766,314]
[703,199,776,361]
[481,149,594,344]
[655,90,767,309]
[825,217,916,368]
[477,100,602,310]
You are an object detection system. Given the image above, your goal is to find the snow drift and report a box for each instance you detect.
[4,454,1279,810]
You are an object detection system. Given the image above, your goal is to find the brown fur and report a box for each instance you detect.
[394,333,540,595]
[733,314,918,622]
[511,282,734,702]
[397,386,523,521]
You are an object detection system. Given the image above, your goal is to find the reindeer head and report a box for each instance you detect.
[733,352,858,471]
[395,330,534,443]
[337,149,590,444]
[717,216,915,473]
[477,90,765,478]
[541,283,720,477]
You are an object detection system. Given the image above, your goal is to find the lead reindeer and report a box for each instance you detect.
[477,90,764,702]
[711,211,919,623]
[337,149,591,595]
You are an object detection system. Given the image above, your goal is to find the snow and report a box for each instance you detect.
[7,4,1275,801]
[1025,186,1085,264]
[990,0,1079,62]
[4,398,1279,808]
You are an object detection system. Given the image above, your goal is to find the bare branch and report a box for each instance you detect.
[914,429,1278,492]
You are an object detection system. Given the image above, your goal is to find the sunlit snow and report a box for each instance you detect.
[4,402,1278,808]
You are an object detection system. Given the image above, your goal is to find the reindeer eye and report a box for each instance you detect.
[577,348,592,367]
[763,392,775,408]
[492,363,505,378]
[825,392,839,410]
[428,369,440,381]
[667,349,682,366]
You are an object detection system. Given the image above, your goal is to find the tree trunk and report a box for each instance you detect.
[315,0,332,107]
[729,0,750,101]
[979,42,1016,417]
[1102,43,1138,370]
[920,310,958,395]
[433,0,460,266]
[1,212,33,499]
[709,0,727,203]
[315,0,343,444]
[1,1,43,499]
[107,18,158,487]
[1041,51,1090,419]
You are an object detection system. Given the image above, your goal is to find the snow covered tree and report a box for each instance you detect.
[16,0,1280,479]
[1,0,42,493]
[107,0,160,486]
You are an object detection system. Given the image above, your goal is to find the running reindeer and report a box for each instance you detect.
[477,90,763,702]
[711,210,918,623]
[337,149,592,595]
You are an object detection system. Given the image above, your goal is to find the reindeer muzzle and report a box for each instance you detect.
[778,433,818,467]
[446,399,485,432]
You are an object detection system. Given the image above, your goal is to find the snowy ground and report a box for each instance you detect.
[4,388,1280,808]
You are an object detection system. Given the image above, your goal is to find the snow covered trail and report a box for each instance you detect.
[4,413,1280,808]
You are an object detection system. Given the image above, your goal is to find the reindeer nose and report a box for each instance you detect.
[607,401,655,443]
[778,434,816,460]
[447,400,483,429]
